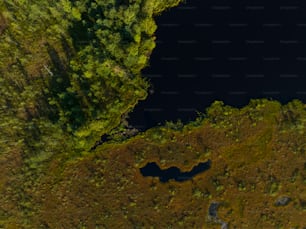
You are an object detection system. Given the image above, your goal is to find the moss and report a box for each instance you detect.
[0,99,299,228]
[0,0,305,228]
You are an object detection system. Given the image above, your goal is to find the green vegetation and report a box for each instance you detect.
[1,99,303,228]
[0,0,305,228]
[0,0,183,227]
[0,0,183,155]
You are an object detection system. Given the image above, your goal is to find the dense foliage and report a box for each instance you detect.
[0,0,183,156]
[0,1,305,228]
[0,1,183,226]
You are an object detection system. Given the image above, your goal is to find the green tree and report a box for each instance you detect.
[0,0,183,153]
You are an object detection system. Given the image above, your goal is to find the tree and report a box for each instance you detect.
[0,0,184,153]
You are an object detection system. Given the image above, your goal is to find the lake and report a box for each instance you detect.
[129,0,306,130]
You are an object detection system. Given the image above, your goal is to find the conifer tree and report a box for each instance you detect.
[0,0,184,154]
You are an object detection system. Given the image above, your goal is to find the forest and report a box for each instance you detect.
[0,0,305,228]
[0,0,184,156]
[0,0,183,226]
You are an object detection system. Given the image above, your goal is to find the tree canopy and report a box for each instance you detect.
[0,0,183,156]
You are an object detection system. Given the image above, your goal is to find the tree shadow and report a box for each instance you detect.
[44,42,86,131]
[0,12,8,36]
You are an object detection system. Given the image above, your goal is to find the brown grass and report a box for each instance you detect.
[15,100,304,228]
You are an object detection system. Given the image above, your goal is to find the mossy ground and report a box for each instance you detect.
[0,0,305,228]
[1,99,304,228]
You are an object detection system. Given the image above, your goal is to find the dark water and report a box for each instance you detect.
[129,0,306,130]
[140,160,211,182]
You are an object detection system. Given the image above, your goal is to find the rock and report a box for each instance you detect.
[208,202,220,218]
[275,196,291,206]
[221,222,228,229]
